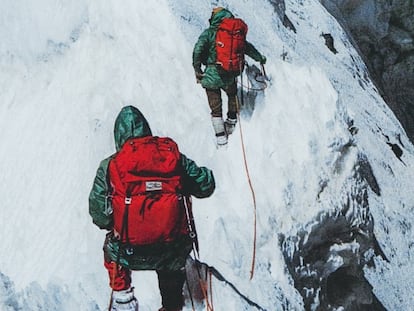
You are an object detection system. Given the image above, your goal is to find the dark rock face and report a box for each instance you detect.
[320,0,414,142]
[281,153,387,310]
[321,33,339,54]
[268,0,297,32]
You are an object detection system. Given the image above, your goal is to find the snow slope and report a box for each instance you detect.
[0,0,413,310]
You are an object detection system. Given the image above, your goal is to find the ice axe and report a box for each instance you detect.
[260,64,269,81]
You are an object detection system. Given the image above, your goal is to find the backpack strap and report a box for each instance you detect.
[121,196,131,242]
[183,196,199,254]
[110,194,132,296]
[104,163,114,217]
[120,193,134,255]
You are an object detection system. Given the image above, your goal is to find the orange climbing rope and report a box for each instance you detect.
[236,64,258,280]
[236,104,258,280]
[235,63,268,279]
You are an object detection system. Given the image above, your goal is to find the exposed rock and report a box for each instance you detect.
[268,0,297,32]
[321,33,339,54]
[268,0,286,20]
[320,0,414,142]
[281,153,387,310]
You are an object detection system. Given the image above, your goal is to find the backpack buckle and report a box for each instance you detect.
[125,197,132,205]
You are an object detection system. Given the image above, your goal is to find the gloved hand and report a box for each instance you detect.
[260,55,267,64]
[195,70,204,83]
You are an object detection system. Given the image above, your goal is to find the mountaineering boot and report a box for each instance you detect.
[224,117,237,135]
[111,287,139,311]
[211,117,227,146]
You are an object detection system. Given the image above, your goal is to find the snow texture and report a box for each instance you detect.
[0,0,413,310]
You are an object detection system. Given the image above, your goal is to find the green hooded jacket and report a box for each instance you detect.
[89,106,215,270]
[192,8,265,89]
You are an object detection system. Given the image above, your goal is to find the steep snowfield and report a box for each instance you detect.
[0,0,413,310]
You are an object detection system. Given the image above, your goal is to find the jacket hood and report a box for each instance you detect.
[114,105,152,151]
[209,8,234,28]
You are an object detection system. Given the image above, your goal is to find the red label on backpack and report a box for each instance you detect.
[215,18,248,72]
[108,136,189,245]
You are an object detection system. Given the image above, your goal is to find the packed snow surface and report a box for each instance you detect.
[1,0,413,310]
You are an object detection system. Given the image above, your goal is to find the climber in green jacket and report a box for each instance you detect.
[89,105,215,311]
[192,7,266,146]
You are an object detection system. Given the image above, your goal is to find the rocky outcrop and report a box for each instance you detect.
[281,148,388,310]
[320,0,414,142]
[268,0,297,32]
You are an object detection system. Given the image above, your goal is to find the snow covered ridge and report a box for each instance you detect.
[1,0,413,310]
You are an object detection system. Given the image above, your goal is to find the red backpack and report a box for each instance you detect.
[215,18,248,73]
[108,136,189,245]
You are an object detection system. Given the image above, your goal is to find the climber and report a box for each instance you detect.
[192,7,266,146]
[89,106,215,311]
